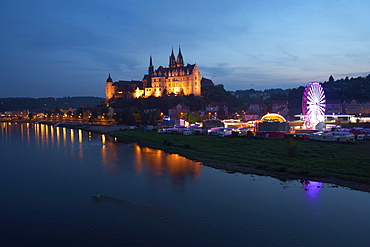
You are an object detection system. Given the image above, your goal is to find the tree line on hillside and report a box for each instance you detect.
[0,97,103,112]
[2,74,370,121]
[110,80,239,113]
[323,74,370,101]
[234,74,370,116]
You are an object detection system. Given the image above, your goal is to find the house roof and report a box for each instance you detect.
[172,103,190,109]
[152,64,195,77]
[113,80,143,92]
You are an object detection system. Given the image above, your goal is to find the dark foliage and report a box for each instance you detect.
[111,82,238,115]
[322,74,370,101]
[0,97,103,112]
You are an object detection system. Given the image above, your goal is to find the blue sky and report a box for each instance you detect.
[1,0,369,98]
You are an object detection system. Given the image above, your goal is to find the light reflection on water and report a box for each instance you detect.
[302,180,323,216]
[132,145,202,179]
[6,123,202,181]
[303,180,323,199]
[1,123,370,246]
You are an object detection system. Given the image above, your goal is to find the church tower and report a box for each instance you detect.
[176,47,184,67]
[169,48,176,68]
[105,73,114,101]
[148,56,154,75]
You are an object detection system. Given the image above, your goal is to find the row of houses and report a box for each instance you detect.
[322,100,370,115]
[151,98,370,126]
[249,99,370,117]
[1,104,114,122]
[115,99,370,124]
[3,98,370,126]
[168,102,229,120]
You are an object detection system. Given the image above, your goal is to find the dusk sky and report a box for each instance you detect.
[1,0,370,98]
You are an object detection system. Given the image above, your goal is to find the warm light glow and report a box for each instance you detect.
[56,126,60,145]
[63,127,67,143]
[135,87,141,98]
[78,129,83,143]
[154,89,161,97]
[260,113,286,123]
[70,129,74,143]
[132,144,202,179]
[100,137,118,174]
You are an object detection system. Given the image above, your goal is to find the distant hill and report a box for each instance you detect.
[229,74,370,118]
[323,74,370,101]
[0,96,103,112]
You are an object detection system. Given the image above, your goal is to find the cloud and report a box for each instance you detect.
[277,45,299,61]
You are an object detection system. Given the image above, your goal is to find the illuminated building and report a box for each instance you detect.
[105,47,201,100]
[256,113,289,138]
[168,103,190,120]
[105,73,114,101]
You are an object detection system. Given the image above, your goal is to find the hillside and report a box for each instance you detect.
[0,97,103,112]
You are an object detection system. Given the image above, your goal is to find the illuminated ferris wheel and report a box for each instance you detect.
[302,82,326,129]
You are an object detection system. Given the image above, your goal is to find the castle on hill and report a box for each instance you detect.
[105,47,201,101]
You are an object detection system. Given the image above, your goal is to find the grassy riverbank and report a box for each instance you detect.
[93,127,370,191]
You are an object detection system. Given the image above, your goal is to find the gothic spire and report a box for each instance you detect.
[148,56,154,75]
[169,47,176,68]
[176,46,184,67]
[106,73,113,82]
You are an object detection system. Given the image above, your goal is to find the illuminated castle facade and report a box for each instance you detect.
[105,48,201,101]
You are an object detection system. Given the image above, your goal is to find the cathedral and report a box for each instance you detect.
[105,47,201,101]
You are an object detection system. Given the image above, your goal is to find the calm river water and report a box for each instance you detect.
[1,122,370,246]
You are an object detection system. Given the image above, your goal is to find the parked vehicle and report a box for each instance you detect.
[208,127,224,136]
[357,134,365,140]
[183,129,194,135]
[310,131,355,143]
[193,129,203,135]
[219,130,232,137]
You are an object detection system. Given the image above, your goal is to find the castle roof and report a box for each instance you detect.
[113,80,143,92]
[152,64,195,77]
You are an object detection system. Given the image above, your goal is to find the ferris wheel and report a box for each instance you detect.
[302,82,326,129]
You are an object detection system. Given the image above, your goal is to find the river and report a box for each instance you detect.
[1,122,369,246]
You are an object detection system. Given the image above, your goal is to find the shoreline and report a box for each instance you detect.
[81,125,370,193]
[4,121,370,192]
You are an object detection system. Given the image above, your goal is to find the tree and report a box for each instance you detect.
[185,112,201,124]
[329,75,334,83]
[162,88,168,97]
[113,108,137,125]
[141,109,161,125]
[75,107,84,118]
